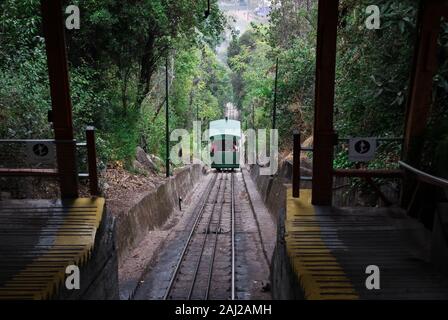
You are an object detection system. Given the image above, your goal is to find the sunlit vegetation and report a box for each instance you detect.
[1,0,447,179]
[0,0,231,168]
[228,0,447,177]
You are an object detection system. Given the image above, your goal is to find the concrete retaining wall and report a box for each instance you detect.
[270,208,304,299]
[248,162,308,299]
[249,164,287,221]
[249,161,311,222]
[114,164,204,264]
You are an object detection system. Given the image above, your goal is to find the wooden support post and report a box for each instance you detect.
[41,0,78,198]
[292,131,301,198]
[86,127,99,196]
[312,0,339,206]
[403,0,443,166]
[402,0,446,208]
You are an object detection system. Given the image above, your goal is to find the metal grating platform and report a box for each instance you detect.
[0,198,104,300]
[286,189,448,300]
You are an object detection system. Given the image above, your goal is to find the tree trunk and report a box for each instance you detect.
[121,67,130,112]
[137,33,157,106]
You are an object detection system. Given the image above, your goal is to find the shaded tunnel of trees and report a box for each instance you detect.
[0,0,447,205]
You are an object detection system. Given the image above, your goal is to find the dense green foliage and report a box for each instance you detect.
[230,0,419,143]
[0,0,231,168]
[228,27,274,131]
[1,0,447,179]
[228,0,447,175]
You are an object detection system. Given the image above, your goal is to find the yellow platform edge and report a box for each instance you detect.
[285,189,358,300]
[0,198,105,300]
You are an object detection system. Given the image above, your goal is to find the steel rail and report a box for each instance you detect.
[204,171,231,299]
[230,171,236,300]
[240,168,270,268]
[188,172,227,299]
[163,173,219,300]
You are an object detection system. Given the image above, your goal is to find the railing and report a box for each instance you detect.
[84,127,99,196]
[291,132,448,227]
[0,139,73,177]
[0,127,99,196]
[292,132,403,203]
[292,131,312,198]
[399,161,448,222]
[399,161,448,189]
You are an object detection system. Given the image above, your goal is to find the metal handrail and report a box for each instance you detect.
[0,128,99,196]
[337,137,403,142]
[399,161,448,189]
[0,139,76,144]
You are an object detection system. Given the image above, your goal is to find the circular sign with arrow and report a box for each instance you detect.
[354,140,371,154]
[349,138,377,162]
[32,143,49,157]
[26,141,55,166]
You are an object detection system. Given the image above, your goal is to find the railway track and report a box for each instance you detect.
[164,171,236,300]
